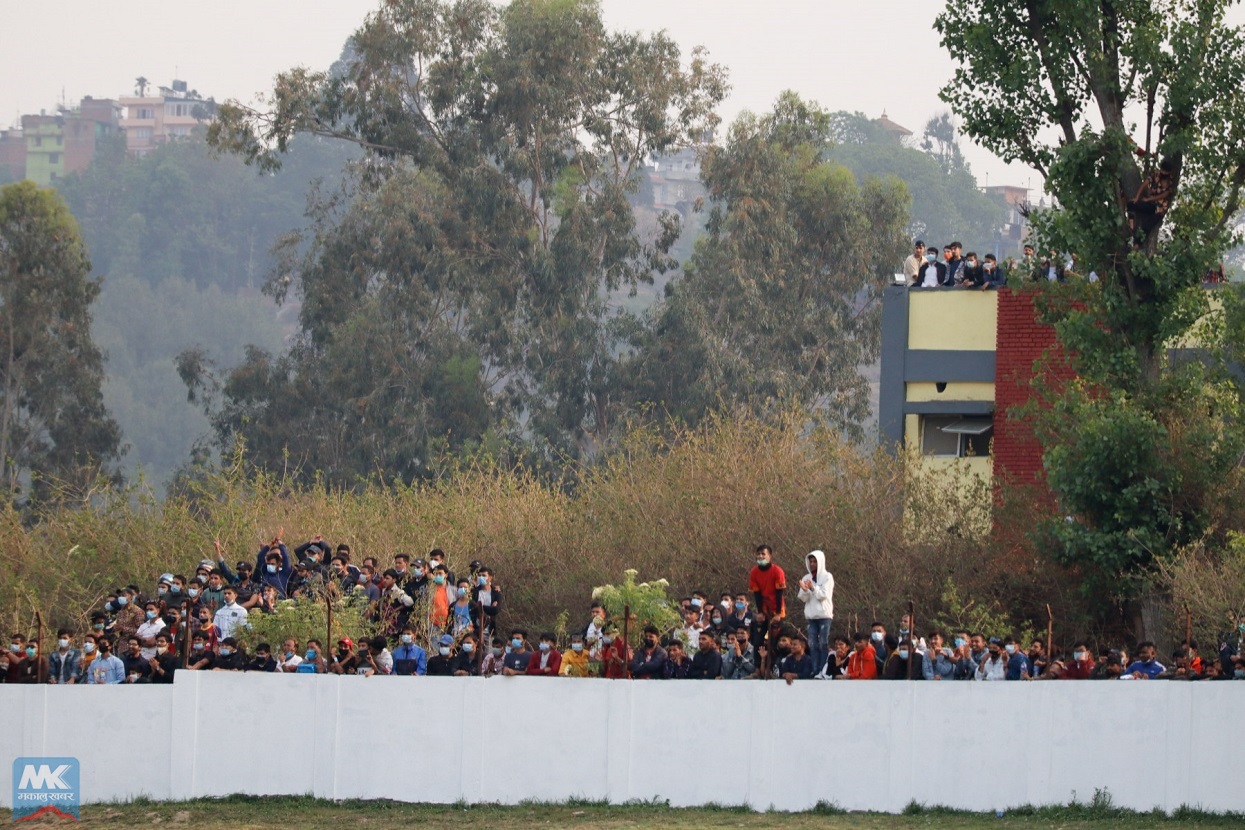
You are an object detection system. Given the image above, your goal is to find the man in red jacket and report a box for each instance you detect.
[847,631,878,680]
[526,632,562,676]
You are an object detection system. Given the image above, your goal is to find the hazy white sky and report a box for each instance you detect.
[4,1,1239,191]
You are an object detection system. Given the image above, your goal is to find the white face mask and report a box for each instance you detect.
[156,646,168,655]
[438,647,450,656]
[58,638,70,649]
[83,643,96,654]
[400,634,413,644]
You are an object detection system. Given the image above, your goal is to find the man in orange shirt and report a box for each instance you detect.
[847,631,878,679]
[748,544,787,675]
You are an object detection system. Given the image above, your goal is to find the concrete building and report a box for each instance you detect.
[0,128,25,183]
[645,145,706,217]
[18,97,120,186]
[118,80,214,157]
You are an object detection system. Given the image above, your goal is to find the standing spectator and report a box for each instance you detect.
[526,632,562,676]
[778,636,814,684]
[847,632,878,680]
[257,533,292,597]
[76,634,98,682]
[560,634,593,677]
[429,565,453,633]
[677,607,704,655]
[689,632,723,679]
[447,578,475,639]
[136,603,166,660]
[471,567,501,640]
[903,240,926,283]
[917,246,945,287]
[502,630,532,675]
[630,625,668,679]
[721,628,758,679]
[214,586,249,640]
[378,569,415,635]
[86,637,125,684]
[945,242,964,284]
[976,638,1007,681]
[600,625,629,679]
[725,593,754,634]
[113,589,144,641]
[48,630,81,685]
[1026,638,1048,678]
[195,609,220,651]
[584,602,608,658]
[796,550,834,678]
[749,545,787,629]
[393,627,428,676]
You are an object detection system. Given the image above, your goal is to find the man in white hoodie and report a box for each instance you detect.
[797,550,834,678]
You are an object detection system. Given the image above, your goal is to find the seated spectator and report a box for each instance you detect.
[278,638,303,672]
[721,627,758,680]
[213,638,246,671]
[246,643,278,672]
[975,638,1007,681]
[187,632,215,670]
[393,627,428,676]
[329,639,361,675]
[559,633,593,677]
[48,630,81,685]
[662,640,691,679]
[778,636,814,684]
[1123,641,1166,679]
[502,629,532,676]
[924,631,957,680]
[820,635,851,679]
[451,633,479,676]
[296,640,328,673]
[600,625,629,679]
[689,631,723,679]
[427,634,456,676]
[480,641,505,677]
[526,632,562,676]
[1025,638,1047,678]
[1056,641,1095,679]
[86,637,125,684]
[1092,650,1126,680]
[1003,637,1030,680]
[149,633,179,684]
[630,625,667,679]
[847,632,878,680]
[359,636,394,677]
[882,639,924,680]
[121,636,151,681]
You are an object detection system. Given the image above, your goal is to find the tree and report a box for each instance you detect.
[192,0,727,482]
[0,182,122,505]
[936,2,1245,623]
[621,93,910,436]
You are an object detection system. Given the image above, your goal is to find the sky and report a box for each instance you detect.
[3,1,1241,194]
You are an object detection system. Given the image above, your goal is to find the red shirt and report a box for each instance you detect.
[848,645,878,679]
[748,563,787,617]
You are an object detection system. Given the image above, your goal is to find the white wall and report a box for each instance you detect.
[2,674,1241,813]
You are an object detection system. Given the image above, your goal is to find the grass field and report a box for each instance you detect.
[30,796,1243,830]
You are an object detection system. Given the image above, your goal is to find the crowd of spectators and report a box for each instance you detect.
[902,241,1098,289]
[3,538,1243,684]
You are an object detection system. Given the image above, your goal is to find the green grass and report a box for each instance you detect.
[41,795,1244,830]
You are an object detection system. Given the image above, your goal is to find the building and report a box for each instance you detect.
[645,145,707,216]
[18,97,120,186]
[118,80,214,157]
[982,184,1031,248]
[875,110,913,141]
[0,127,25,183]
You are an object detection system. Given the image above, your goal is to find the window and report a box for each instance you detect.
[134,107,155,120]
[920,415,993,458]
[48,153,60,165]
[33,136,42,147]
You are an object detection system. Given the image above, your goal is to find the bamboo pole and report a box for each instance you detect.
[35,611,46,684]
[622,604,631,679]
[907,600,916,680]
[1046,604,1054,679]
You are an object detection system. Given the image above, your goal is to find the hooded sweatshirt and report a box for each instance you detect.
[796,549,834,621]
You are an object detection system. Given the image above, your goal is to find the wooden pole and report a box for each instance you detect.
[35,611,46,684]
[1184,604,1192,646]
[1046,604,1054,679]
[907,599,916,680]
[181,600,192,668]
[622,604,631,679]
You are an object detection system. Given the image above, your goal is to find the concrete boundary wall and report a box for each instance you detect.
[2,674,1241,814]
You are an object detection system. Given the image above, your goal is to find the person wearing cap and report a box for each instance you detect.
[287,558,325,599]
[471,567,501,639]
[451,632,480,676]
[393,626,428,676]
[295,535,333,570]
[427,634,457,676]
[525,632,562,676]
[329,638,361,675]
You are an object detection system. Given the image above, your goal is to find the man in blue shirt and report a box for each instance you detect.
[1003,636,1030,680]
[87,637,125,684]
[393,626,428,676]
[1124,642,1166,679]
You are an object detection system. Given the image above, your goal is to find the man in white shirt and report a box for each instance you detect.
[214,586,249,639]
[903,240,926,283]
[278,638,304,672]
[135,603,167,660]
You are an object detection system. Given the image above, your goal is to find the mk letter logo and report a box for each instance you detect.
[11,757,80,822]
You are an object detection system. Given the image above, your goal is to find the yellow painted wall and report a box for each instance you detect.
[908,290,998,351]
[905,381,995,403]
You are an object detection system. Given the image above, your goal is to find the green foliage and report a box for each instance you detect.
[241,595,380,655]
[0,181,122,507]
[201,0,729,474]
[936,2,1245,616]
[623,93,910,436]
[591,568,679,642]
[930,578,1036,644]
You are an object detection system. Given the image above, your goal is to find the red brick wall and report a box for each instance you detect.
[993,289,1070,484]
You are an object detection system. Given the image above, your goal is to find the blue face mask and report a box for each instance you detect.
[434,575,446,585]
[478,575,487,586]
[118,597,129,606]
[954,638,966,648]
[539,643,550,652]
[305,650,316,661]
[511,638,522,649]
[897,649,910,660]
[146,611,157,620]
[734,601,746,611]
[456,587,467,598]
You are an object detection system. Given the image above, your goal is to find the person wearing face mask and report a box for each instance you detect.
[427,634,457,676]
[1056,641,1095,679]
[148,633,179,684]
[502,630,532,675]
[600,624,629,679]
[75,633,99,682]
[471,567,501,640]
[721,628,758,680]
[525,632,562,676]
[48,629,81,685]
[429,564,454,633]
[1002,636,1030,680]
[187,632,216,671]
[255,529,292,597]
[213,637,246,671]
[393,626,428,676]
[87,637,125,684]
[916,244,946,288]
[559,633,592,677]
[868,622,890,671]
[846,632,878,680]
[329,638,360,675]
[881,638,925,680]
[975,638,1007,681]
[725,593,754,635]
[295,639,328,674]
[277,638,304,673]
[11,639,44,683]
[294,534,333,573]
[748,545,786,663]
[958,251,984,287]
[194,610,219,650]
[896,614,926,653]
[113,588,144,640]
[629,625,667,680]
[451,633,480,676]
[121,636,152,681]
[426,549,455,586]
[982,254,1005,288]
[1123,641,1166,679]
[377,570,415,635]
[136,602,167,660]
[213,586,249,640]
[448,578,475,638]
[480,640,506,677]
[245,643,278,673]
